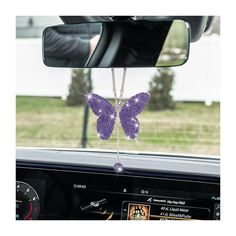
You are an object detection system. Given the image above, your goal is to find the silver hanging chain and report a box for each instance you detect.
[111,68,127,101]
[111,68,127,169]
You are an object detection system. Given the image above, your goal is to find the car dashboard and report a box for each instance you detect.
[16,148,220,220]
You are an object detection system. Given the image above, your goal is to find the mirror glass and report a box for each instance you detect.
[43,20,190,68]
[156,20,190,67]
[43,23,102,67]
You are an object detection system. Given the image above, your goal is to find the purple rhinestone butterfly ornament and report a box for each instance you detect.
[85,68,150,173]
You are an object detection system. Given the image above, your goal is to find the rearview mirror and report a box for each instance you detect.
[42,20,190,68]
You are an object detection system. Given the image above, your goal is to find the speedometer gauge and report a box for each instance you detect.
[16,181,40,220]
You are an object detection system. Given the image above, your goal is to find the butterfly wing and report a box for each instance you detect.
[119,92,150,139]
[85,93,116,140]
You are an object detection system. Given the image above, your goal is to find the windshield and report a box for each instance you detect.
[16,16,220,157]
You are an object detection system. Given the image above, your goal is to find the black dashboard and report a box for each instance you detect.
[16,148,220,220]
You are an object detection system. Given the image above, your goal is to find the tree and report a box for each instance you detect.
[66,69,88,106]
[148,68,175,110]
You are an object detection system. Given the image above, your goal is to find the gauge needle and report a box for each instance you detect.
[80,199,107,211]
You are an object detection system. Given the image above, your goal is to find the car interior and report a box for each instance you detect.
[16,15,220,221]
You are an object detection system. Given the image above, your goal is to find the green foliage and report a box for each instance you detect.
[148,68,176,110]
[66,69,88,106]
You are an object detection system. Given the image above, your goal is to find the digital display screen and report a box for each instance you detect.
[16,167,220,220]
[122,201,210,220]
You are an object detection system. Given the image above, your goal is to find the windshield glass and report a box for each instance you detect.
[16,16,220,157]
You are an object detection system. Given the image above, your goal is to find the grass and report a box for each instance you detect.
[16,96,220,156]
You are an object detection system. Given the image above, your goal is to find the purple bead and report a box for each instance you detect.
[113,162,124,173]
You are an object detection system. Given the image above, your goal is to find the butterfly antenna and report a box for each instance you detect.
[95,139,102,149]
[70,91,89,97]
[135,138,140,145]
[139,125,143,134]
